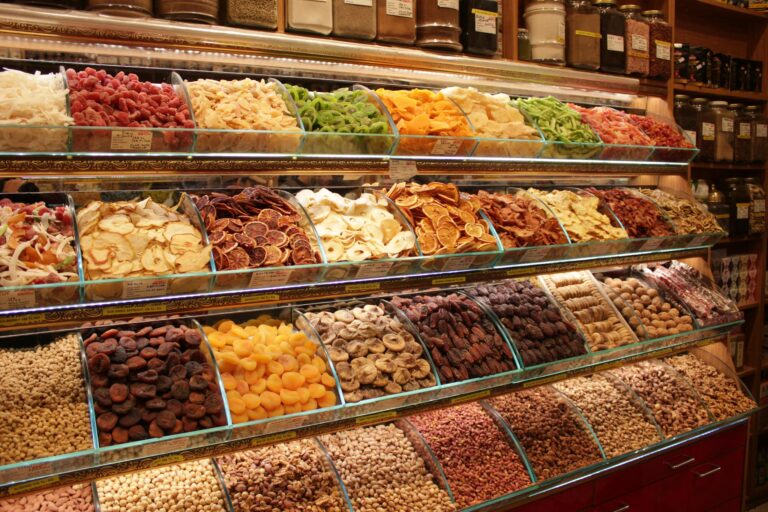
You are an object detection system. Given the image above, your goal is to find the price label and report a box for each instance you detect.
[432,276,466,285]
[440,255,476,271]
[249,268,293,289]
[265,415,306,434]
[438,0,458,8]
[474,11,498,34]
[123,279,169,299]
[431,138,462,156]
[386,0,413,17]
[575,30,601,39]
[450,390,490,405]
[522,373,563,388]
[345,282,381,293]
[689,235,710,247]
[722,118,734,133]
[8,476,60,495]
[607,34,625,53]
[355,411,398,426]
[389,159,418,181]
[2,462,54,483]
[738,123,752,139]
[355,261,394,279]
[0,288,35,310]
[685,130,697,145]
[142,437,189,457]
[251,431,297,447]
[239,293,280,304]
[345,0,373,5]
[631,34,648,52]
[755,199,765,213]
[110,130,153,151]
[520,246,551,263]
[737,202,750,220]
[757,124,768,138]
[702,122,715,141]
[642,238,664,252]
[148,454,186,467]
[655,40,672,60]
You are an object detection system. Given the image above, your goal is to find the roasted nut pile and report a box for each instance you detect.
[390,292,516,382]
[665,353,756,420]
[600,275,694,339]
[320,424,456,512]
[83,321,228,446]
[489,387,603,480]
[304,304,436,403]
[193,186,320,271]
[218,439,346,511]
[473,190,568,249]
[409,403,532,508]
[541,272,636,351]
[638,189,723,234]
[611,361,709,437]
[555,375,662,458]
[586,188,674,239]
[96,459,227,512]
[203,315,337,423]
[0,484,94,512]
[0,333,92,465]
[385,182,498,255]
[527,189,628,242]
[469,281,587,366]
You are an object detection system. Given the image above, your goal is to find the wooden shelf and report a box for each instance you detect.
[676,0,768,21]
[714,234,764,245]
[674,83,768,102]
[739,365,757,377]
[691,162,766,171]
[740,302,761,311]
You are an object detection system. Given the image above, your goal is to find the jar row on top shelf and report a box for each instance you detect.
[0,183,727,307]
[2,66,695,162]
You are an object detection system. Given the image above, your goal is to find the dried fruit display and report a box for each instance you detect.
[527,189,628,242]
[391,292,516,382]
[473,190,567,249]
[77,197,211,281]
[628,114,693,148]
[0,198,78,287]
[638,189,724,234]
[386,182,497,255]
[540,271,637,351]
[192,187,320,272]
[304,304,436,402]
[296,188,415,262]
[569,105,652,146]
[586,188,674,239]
[202,315,338,423]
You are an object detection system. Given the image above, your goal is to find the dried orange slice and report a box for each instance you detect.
[420,233,438,254]
[465,222,485,238]
[395,195,419,208]
[436,225,459,248]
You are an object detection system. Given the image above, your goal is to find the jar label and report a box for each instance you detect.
[685,130,697,145]
[607,34,624,53]
[723,118,734,133]
[575,30,601,39]
[755,199,765,213]
[346,0,373,5]
[655,40,672,60]
[386,0,413,17]
[473,9,498,34]
[738,122,752,139]
[702,122,715,141]
[737,202,750,219]
[557,19,565,44]
[757,124,768,138]
[631,34,648,52]
[438,0,458,9]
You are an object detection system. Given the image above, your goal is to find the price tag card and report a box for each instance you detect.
[141,436,189,457]
[110,130,153,151]
[249,268,293,289]
[2,461,55,484]
[520,246,551,263]
[641,238,664,252]
[440,254,476,271]
[355,261,395,279]
[388,159,418,181]
[122,279,169,299]
[264,415,307,434]
[688,235,710,248]
[0,288,36,310]
[430,138,462,156]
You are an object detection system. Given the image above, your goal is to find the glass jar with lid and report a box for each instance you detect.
[724,177,751,237]
[225,0,278,29]
[524,0,566,65]
[461,0,499,55]
[333,0,376,40]
[566,0,601,70]
[594,0,626,74]
[518,28,532,60]
[744,177,766,234]
[692,179,710,202]
[417,0,461,50]
[156,0,218,23]
[732,103,752,163]
[643,10,672,80]
[287,0,333,34]
[710,100,734,162]
[691,97,708,156]
[619,4,649,77]
[377,0,416,43]
[747,105,768,163]
[88,0,150,16]
[674,94,697,145]
[698,100,717,161]
[707,185,731,234]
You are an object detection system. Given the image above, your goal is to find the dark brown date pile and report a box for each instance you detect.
[469,281,587,366]
[83,321,228,446]
[390,293,516,383]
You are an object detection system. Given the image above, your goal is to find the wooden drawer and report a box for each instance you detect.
[689,449,746,511]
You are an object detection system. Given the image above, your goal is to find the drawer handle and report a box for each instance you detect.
[694,465,722,479]
[664,456,695,469]
[609,505,630,512]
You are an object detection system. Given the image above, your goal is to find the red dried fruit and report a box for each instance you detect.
[145,398,167,410]
[171,380,190,401]
[100,328,119,339]
[157,342,177,357]
[188,392,206,404]
[130,383,157,399]
[137,369,159,383]
[128,425,149,441]
[126,356,147,371]
[170,420,184,435]
[109,383,129,403]
[88,353,111,374]
[148,420,164,438]
[107,364,129,380]
[111,426,129,444]
[93,387,112,407]
[182,416,199,432]
[119,337,137,351]
[97,412,118,432]
[98,431,112,447]
[184,329,202,347]
[118,408,143,428]
[166,399,184,417]
[146,358,166,372]
[204,395,224,415]
[156,410,177,431]
[157,375,173,393]
[184,361,204,376]
[140,347,158,359]
[111,396,135,415]
[189,375,209,391]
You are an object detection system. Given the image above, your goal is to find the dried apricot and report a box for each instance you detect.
[280,388,300,406]
[317,391,337,408]
[321,372,336,388]
[267,361,284,376]
[308,383,327,399]
[250,378,267,395]
[299,364,321,383]
[268,405,285,418]
[282,371,306,391]
[260,390,281,411]
[243,393,261,409]
[266,373,283,393]
[247,407,268,421]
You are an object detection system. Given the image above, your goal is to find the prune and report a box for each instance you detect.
[137,369,159,383]
[171,380,190,401]
[111,396,135,415]
[130,383,156,399]
[189,375,209,392]
[126,356,147,371]
[109,383,129,403]
[108,364,130,380]
[128,425,149,441]
[93,387,112,407]
[156,410,177,430]
[97,412,118,432]
[88,353,111,374]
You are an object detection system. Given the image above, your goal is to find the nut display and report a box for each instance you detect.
[217,439,347,511]
[665,353,756,421]
[638,189,724,234]
[320,423,456,512]
[390,292,516,382]
[77,197,211,281]
[409,403,532,508]
[527,189,628,242]
[304,304,436,403]
[296,188,416,262]
[540,272,637,351]
[96,459,227,512]
[586,188,674,238]
[610,361,709,437]
[473,190,568,249]
[202,315,338,423]
[386,182,498,255]
[489,387,603,480]
[83,320,228,446]
[0,333,92,465]
[192,186,321,271]
[0,484,94,512]
[555,374,662,458]
[599,275,694,339]
[468,280,587,366]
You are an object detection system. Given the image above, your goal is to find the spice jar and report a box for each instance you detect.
[733,104,752,163]
[224,0,278,29]
[417,0,461,50]
[518,28,532,60]
[643,10,671,80]
[698,100,717,162]
[674,95,697,146]
[377,0,416,43]
[156,0,218,23]
[747,105,767,163]
[691,97,708,152]
[710,101,734,162]
[707,185,731,234]
[88,0,151,16]
[287,0,333,34]
[595,0,626,74]
[334,0,377,39]
[724,177,751,237]
[619,5,648,77]
[745,177,766,234]
[461,0,499,55]
[524,0,566,65]
[566,0,601,70]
